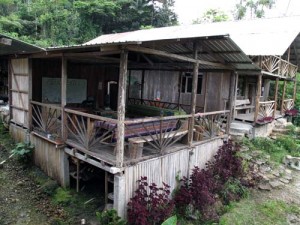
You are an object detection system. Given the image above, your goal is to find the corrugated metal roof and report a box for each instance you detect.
[0,34,44,56]
[85,16,300,56]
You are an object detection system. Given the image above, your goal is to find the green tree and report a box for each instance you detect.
[193,8,229,24]
[234,0,276,20]
[0,0,178,47]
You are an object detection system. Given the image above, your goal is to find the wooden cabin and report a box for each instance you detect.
[2,16,300,217]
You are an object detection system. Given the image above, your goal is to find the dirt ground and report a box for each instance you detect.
[0,145,65,225]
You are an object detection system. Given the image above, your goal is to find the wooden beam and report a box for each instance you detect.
[0,38,12,46]
[254,74,262,124]
[280,80,287,115]
[116,50,128,168]
[273,78,279,118]
[188,42,199,145]
[125,45,230,69]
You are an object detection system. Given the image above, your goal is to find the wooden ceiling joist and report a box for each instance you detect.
[125,45,231,69]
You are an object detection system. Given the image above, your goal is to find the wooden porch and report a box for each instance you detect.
[30,100,230,170]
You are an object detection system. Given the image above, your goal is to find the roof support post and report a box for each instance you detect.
[293,78,297,105]
[188,42,199,146]
[254,74,262,125]
[227,72,237,134]
[233,73,239,118]
[61,56,67,140]
[203,74,209,112]
[273,78,279,118]
[280,80,287,115]
[116,49,128,168]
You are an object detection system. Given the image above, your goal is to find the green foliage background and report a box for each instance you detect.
[0,0,177,47]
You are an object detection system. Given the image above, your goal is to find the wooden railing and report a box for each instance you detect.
[64,108,117,152]
[128,98,203,114]
[283,99,294,112]
[260,56,297,78]
[194,110,229,141]
[124,114,191,158]
[258,101,275,118]
[31,101,62,139]
[30,102,229,165]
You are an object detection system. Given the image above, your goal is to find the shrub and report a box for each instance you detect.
[11,142,34,164]
[127,176,174,225]
[220,178,249,204]
[96,209,126,225]
[207,140,244,186]
[53,187,72,206]
[173,176,192,217]
[174,140,250,222]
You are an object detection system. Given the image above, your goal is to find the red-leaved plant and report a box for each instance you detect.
[127,176,174,225]
[174,140,249,221]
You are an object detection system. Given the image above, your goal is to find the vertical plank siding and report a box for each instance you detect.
[124,138,223,211]
[9,124,27,143]
[31,134,66,186]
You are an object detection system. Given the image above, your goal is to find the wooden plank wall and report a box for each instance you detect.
[9,123,27,143]
[206,72,231,112]
[31,134,66,186]
[124,138,223,211]
[11,58,29,127]
[32,59,118,108]
[143,70,179,102]
[128,70,231,111]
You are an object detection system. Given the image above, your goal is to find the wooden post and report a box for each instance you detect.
[61,56,67,140]
[141,70,145,101]
[76,158,80,192]
[226,72,236,134]
[293,79,297,104]
[254,74,262,124]
[116,49,128,168]
[178,72,182,110]
[280,80,287,115]
[105,171,108,206]
[233,73,239,118]
[203,73,209,112]
[273,78,279,118]
[188,42,199,145]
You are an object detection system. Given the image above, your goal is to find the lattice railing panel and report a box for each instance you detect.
[194,111,229,141]
[65,109,117,151]
[258,101,275,118]
[261,56,280,74]
[283,99,294,111]
[124,115,190,154]
[31,101,62,138]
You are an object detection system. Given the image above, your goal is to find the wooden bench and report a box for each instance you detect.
[127,129,189,159]
[235,99,255,116]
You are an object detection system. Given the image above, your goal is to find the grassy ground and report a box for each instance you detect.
[219,197,300,225]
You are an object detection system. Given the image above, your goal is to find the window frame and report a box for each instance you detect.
[180,72,203,95]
